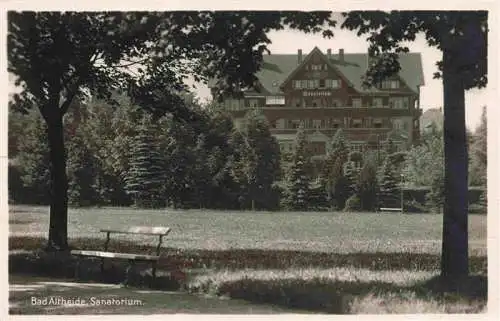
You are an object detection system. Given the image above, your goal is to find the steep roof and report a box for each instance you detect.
[214,50,424,95]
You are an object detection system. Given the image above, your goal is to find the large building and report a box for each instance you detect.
[211,47,425,159]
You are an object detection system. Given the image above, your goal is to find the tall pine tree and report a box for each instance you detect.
[321,128,350,209]
[125,115,166,208]
[284,126,311,211]
[378,155,400,209]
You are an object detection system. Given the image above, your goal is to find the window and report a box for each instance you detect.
[313,119,321,129]
[325,79,340,89]
[266,96,285,105]
[352,98,362,108]
[319,79,326,88]
[301,80,308,88]
[350,143,364,153]
[275,119,285,129]
[292,98,301,107]
[382,80,400,89]
[389,97,408,109]
[293,80,302,89]
[311,64,323,71]
[291,120,301,129]
[313,79,320,88]
[373,118,383,128]
[373,97,383,107]
[248,99,259,107]
[308,80,315,89]
[352,119,362,128]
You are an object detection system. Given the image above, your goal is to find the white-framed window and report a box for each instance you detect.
[325,79,340,89]
[350,143,364,153]
[352,98,362,108]
[301,80,308,88]
[382,80,400,89]
[266,96,285,105]
[311,64,323,71]
[373,97,383,107]
[293,80,302,89]
[307,80,315,89]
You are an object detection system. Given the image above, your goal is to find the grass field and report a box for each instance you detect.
[9,205,487,255]
[8,205,488,314]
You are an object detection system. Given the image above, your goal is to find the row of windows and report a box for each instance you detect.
[270,118,392,130]
[307,64,328,71]
[292,79,341,89]
[225,96,411,109]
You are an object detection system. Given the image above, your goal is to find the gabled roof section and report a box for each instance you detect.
[222,50,425,95]
[207,50,425,95]
[279,46,356,92]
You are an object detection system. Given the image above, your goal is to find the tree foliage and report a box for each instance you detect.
[8,11,335,249]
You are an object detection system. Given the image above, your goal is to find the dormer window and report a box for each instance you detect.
[381,80,400,89]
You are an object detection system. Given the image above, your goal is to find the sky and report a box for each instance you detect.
[192,27,489,130]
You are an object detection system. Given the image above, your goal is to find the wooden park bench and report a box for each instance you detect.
[71,226,171,285]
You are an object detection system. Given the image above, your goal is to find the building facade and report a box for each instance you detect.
[211,47,425,159]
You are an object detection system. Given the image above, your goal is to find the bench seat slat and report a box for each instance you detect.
[71,250,159,261]
[100,226,171,236]
[380,208,402,211]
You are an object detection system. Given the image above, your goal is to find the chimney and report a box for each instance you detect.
[339,48,344,62]
[327,49,332,58]
[298,49,302,64]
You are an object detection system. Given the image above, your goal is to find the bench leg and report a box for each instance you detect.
[74,258,81,280]
[151,262,157,288]
[124,260,136,287]
[100,258,105,274]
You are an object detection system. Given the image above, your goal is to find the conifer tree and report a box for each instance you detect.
[357,155,379,211]
[284,127,311,210]
[378,155,400,209]
[125,116,166,208]
[321,128,350,209]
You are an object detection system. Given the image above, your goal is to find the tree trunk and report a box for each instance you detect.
[46,112,69,251]
[440,49,469,278]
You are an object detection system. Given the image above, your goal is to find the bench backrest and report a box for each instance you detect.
[100,226,171,255]
[100,226,171,236]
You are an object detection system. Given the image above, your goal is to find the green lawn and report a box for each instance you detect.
[8,205,488,314]
[9,205,487,255]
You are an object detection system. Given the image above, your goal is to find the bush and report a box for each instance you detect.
[344,194,361,212]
